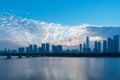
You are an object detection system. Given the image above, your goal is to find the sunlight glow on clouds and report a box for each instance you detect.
[0,13,120,49]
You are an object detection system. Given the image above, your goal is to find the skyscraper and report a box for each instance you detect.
[29,45,33,53]
[86,36,89,49]
[108,37,114,53]
[52,45,63,53]
[83,43,86,53]
[57,45,63,53]
[38,47,42,53]
[113,35,119,53]
[93,41,98,53]
[46,43,49,53]
[33,44,37,53]
[42,43,45,53]
[26,47,29,53]
[103,40,107,53]
[98,42,101,53]
[79,44,82,53]
[18,47,25,53]
[52,45,56,53]
[86,36,90,53]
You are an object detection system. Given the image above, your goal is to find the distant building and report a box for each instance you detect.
[107,37,114,53]
[11,50,17,53]
[86,36,90,53]
[52,45,63,53]
[33,44,37,53]
[18,47,25,53]
[65,49,70,53]
[42,43,45,53]
[98,42,101,53]
[46,43,49,53]
[103,40,107,53]
[29,45,33,53]
[38,47,42,53]
[86,36,89,49]
[79,44,82,53]
[52,45,56,53]
[26,47,30,53]
[83,43,86,53]
[113,35,119,53]
[93,41,98,53]
[57,45,62,53]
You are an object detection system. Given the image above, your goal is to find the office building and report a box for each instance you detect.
[79,44,82,53]
[113,35,119,53]
[93,41,98,53]
[46,43,49,53]
[103,40,107,53]
[33,44,37,53]
[42,43,45,53]
[98,42,101,53]
[29,45,33,53]
[108,37,114,53]
[18,47,25,53]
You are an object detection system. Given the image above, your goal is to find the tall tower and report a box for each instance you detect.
[108,37,113,53]
[29,45,33,53]
[33,44,37,53]
[86,36,90,53]
[93,41,98,53]
[86,36,89,49]
[79,44,82,53]
[98,42,101,53]
[46,43,49,53]
[103,40,107,53]
[113,35,119,53]
[42,43,45,53]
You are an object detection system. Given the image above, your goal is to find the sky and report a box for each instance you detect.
[0,0,120,26]
[0,0,120,50]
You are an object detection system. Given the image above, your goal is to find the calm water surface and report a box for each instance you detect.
[0,57,120,80]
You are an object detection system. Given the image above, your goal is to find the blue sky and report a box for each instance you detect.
[0,0,120,25]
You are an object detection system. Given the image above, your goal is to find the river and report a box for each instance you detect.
[0,57,120,80]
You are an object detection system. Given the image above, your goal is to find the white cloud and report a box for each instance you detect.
[0,13,120,49]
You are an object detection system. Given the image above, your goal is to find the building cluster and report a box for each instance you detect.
[18,43,63,53]
[78,35,119,53]
[0,35,119,54]
[0,43,63,54]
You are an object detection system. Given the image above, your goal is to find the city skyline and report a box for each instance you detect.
[1,1,120,80]
[0,35,119,54]
[0,13,120,50]
[0,0,120,50]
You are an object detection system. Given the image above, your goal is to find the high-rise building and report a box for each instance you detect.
[38,47,42,53]
[52,45,56,53]
[26,47,29,53]
[33,44,37,53]
[18,47,25,53]
[79,44,82,53]
[42,43,45,53]
[93,41,98,53]
[83,43,86,53]
[86,36,89,49]
[108,37,114,53]
[46,43,49,53]
[103,40,107,53]
[52,45,63,53]
[29,45,33,53]
[113,35,119,53]
[86,36,90,53]
[57,45,62,53]
[98,42,101,53]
